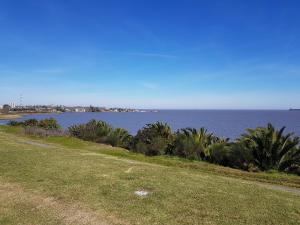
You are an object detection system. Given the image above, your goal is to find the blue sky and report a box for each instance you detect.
[0,0,300,109]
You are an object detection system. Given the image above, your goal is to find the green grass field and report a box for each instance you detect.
[0,125,300,225]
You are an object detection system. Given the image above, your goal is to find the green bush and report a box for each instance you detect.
[134,138,169,156]
[38,118,61,130]
[68,119,112,143]
[8,118,60,130]
[226,143,254,171]
[106,128,132,148]
[23,119,39,127]
[134,142,149,154]
[7,120,23,126]
[205,142,231,166]
[133,122,173,156]
[68,120,132,148]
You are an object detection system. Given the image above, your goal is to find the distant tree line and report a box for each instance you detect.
[8,118,300,175]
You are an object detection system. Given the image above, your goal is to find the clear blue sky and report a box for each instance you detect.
[0,0,300,109]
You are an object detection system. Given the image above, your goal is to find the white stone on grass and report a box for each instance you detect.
[134,190,149,197]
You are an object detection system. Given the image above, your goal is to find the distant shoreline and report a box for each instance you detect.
[0,114,23,120]
[1,109,299,121]
[0,111,157,120]
[0,112,62,120]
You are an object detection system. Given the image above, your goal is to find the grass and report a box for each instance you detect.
[0,125,300,225]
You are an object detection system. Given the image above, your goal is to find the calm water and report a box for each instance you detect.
[1,110,300,139]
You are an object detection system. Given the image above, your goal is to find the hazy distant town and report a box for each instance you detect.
[0,103,155,114]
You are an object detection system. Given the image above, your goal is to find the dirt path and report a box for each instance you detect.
[253,182,300,196]
[79,152,166,168]
[0,131,55,149]
[17,140,54,148]
[222,176,300,196]
[0,182,127,225]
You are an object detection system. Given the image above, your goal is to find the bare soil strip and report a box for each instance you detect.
[17,140,54,148]
[254,182,300,196]
[223,177,300,196]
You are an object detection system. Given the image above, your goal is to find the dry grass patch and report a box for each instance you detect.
[0,113,22,120]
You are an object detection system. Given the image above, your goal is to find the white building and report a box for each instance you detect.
[10,102,16,109]
[0,105,2,109]
[75,108,86,112]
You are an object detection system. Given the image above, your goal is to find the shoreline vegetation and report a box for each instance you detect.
[0,112,63,120]
[7,118,300,176]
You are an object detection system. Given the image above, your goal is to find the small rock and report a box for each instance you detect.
[134,190,149,197]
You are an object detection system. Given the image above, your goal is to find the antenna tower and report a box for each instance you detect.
[20,94,23,108]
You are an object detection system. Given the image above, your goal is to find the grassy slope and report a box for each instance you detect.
[0,125,300,225]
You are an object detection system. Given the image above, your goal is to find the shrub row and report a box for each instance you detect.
[9,118,65,137]
[68,119,131,148]
[8,118,60,130]
[69,120,300,175]
[8,118,300,175]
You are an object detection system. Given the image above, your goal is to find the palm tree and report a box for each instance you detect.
[173,127,219,160]
[68,119,113,143]
[107,128,132,148]
[146,122,173,139]
[238,123,300,172]
[133,121,173,156]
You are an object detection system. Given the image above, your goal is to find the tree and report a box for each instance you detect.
[1,104,10,114]
[173,127,219,160]
[237,123,300,172]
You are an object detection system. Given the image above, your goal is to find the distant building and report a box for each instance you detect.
[10,102,16,109]
[0,105,2,109]
[64,108,72,112]
[75,107,86,112]
[1,104,11,114]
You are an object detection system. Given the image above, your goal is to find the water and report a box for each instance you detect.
[1,110,300,139]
